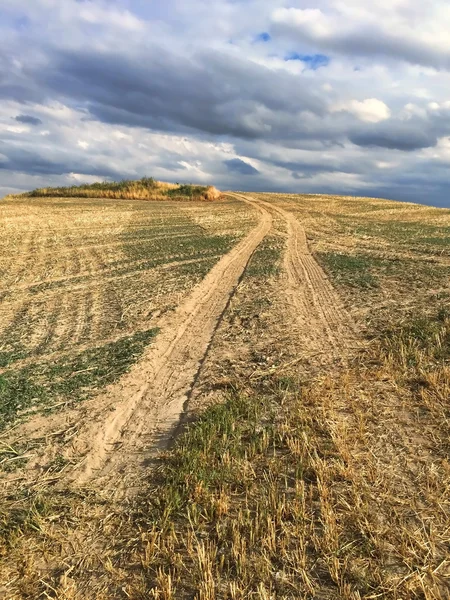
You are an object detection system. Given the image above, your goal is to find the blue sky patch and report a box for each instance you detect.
[285,53,330,69]
[14,16,30,30]
[255,32,271,43]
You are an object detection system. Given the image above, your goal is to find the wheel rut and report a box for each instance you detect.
[229,193,358,357]
[67,196,272,493]
[61,192,356,494]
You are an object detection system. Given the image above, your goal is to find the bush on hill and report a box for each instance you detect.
[13,178,221,202]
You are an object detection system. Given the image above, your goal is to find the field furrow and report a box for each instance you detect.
[0,195,258,428]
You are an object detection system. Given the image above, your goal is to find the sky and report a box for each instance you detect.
[1,1,450,207]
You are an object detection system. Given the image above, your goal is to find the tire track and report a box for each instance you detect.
[67,197,272,492]
[229,193,358,357]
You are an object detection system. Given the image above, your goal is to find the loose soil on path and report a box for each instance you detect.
[64,194,356,494]
[64,196,272,493]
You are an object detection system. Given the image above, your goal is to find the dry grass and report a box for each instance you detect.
[120,368,449,598]
[7,178,222,202]
[0,195,257,431]
[253,192,450,329]
[123,194,449,599]
[0,192,449,598]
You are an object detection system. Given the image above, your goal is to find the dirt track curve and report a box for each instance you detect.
[233,194,358,355]
[68,196,272,492]
[66,193,356,493]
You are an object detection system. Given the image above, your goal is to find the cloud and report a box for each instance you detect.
[271,6,450,70]
[41,46,326,140]
[224,158,259,174]
[332,98,391,123]
[77,4,144,31]
[0,0,449,206]
[350,123,437,151]
[15,114,42,125]
[0,138,123,178]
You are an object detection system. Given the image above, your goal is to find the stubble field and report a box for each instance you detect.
[0,196,256,432]
[0,191,449,599]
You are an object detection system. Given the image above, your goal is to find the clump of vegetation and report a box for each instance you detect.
[16,178,221,202]
[378,308,450,369]
[245,234,283,277]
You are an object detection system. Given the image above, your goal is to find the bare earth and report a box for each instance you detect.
[65,195,272,492]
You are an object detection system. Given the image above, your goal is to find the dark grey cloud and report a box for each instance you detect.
[224,158,259,174]
[0,149,67,176]
[0,48,44,104]
[350,122,437,151]
[271,9,450,71]
[271,159,348,175]
[40,47,326,140]
[15,114,42,125]
[0,143,122,178]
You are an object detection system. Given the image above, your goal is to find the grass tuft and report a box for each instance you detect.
[378,309,450,368]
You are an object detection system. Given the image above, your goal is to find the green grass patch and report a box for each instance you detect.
[171,257,219,278]
[343,219,450,252]
[0,329,158,431]
[24,235,238,297]
[166,184,209,199]
[122,232,239,264]
[377,309,450,368]
[332,200,407,214]
[317,252,380,288]
[0,348,28,369]
[246,235,284,278]
[155,393,275,505]
[131,379,385,598]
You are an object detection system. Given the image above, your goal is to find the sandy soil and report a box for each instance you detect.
[62,196,271,494]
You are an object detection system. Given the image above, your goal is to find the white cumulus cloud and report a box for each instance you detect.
[332,98,391,123]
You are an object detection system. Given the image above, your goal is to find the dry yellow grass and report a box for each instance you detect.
[130,193,449,599]
[0,192,449,599]
[0,195,257,432]
[7,178,223,203]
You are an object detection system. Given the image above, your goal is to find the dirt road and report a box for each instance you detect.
[229,194,357,356]
[68,196,272,492]
[24,193,355,494]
